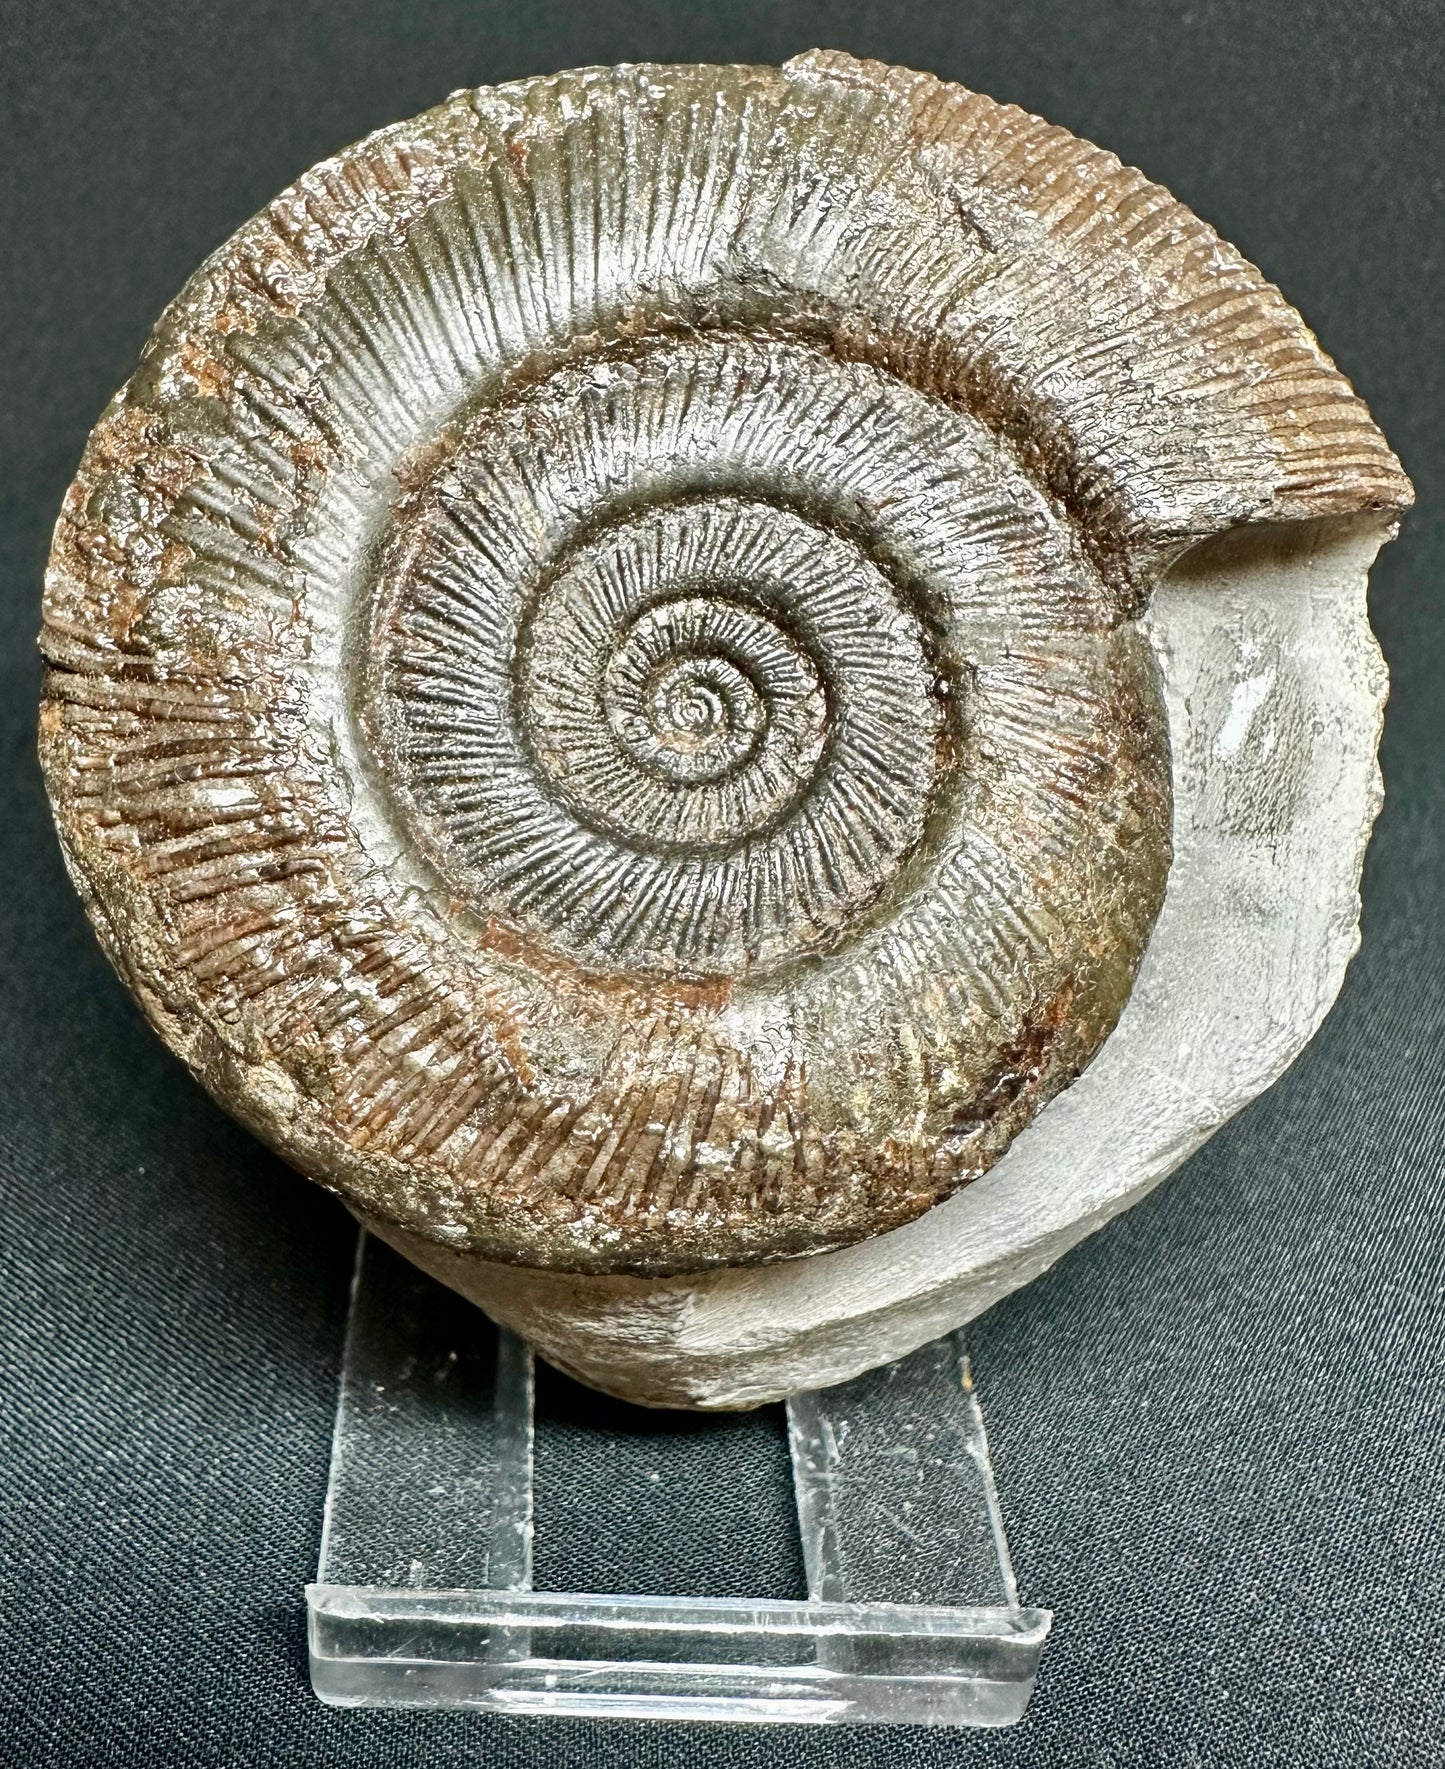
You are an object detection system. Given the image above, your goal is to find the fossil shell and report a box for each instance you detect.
[41,56,1409,1302]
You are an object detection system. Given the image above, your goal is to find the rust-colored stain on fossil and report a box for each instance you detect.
[39,53,1410,1277]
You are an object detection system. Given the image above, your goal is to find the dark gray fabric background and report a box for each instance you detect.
[2,2,1441,1763]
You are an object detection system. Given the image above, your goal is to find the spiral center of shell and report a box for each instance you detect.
[363,340,967,975]
[629,643,761,768]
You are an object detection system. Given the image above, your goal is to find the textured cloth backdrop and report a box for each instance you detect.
[2,2,1441,1764]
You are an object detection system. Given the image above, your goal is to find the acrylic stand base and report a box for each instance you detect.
[308,1235,1051,1727]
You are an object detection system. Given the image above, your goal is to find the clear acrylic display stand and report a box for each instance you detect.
[308,1234,1051,1727]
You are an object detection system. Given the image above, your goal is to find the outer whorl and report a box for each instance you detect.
[40,53,1410,1277]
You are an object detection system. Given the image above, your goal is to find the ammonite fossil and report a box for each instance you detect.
[41,54,1410,1402]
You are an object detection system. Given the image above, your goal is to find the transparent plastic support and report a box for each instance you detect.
[307,1234,1051,1726]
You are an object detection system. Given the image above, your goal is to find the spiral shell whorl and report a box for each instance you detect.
[39,54,1406,1274]
[367,337,968,976]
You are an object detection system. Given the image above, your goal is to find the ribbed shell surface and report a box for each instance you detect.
[39,53,1410,1273]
